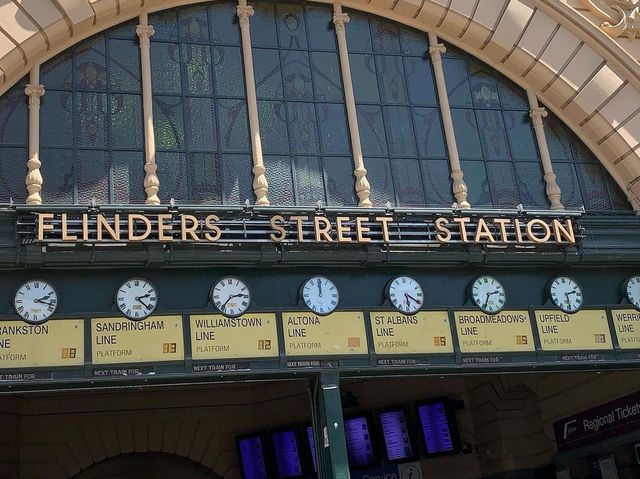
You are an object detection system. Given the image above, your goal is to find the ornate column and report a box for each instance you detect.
[427,32,470,209]
[25,66,44,205]
[237,0,269,205]
[526,90,563,210]
[137,13,160,205]
[333,4,372,207]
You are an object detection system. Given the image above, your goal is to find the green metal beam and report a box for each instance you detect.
[315,372,350,479]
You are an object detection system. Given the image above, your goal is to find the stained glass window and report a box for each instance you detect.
[0,78,28,203]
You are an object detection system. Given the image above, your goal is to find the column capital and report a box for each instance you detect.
[333,12,350,31]
[24,83,44,99]
[428,42,446,58]
[237,5,254,25]
[529,106,548,122]
[136,24,155,46]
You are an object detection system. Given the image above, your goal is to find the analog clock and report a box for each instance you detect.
[211,277,251,317]
[116,278,158,320]
[470,276,506,314]
[301,276,339,315]
[624,275,640,310]
[548,276,583,313]
[387,276,423,315]
[14,279,58,323]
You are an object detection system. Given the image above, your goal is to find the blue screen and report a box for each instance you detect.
[271,430,303,478]
[344,416,375,467]
[307,426,317,472]
[417,402,454,454]
[238,436,268,479]
[379,409,413,460]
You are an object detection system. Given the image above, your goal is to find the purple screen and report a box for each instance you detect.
[271,430,302,478]
[418,402,454,454]
[306,427,317,472]
[344,416,375,466]
[379,410,413,460]
[238,436,268,479]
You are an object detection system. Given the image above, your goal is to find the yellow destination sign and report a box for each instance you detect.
[612,309,640,349]
[454,311,535,353]
[283,311,367,356]
[535,310,612,351]
[370,311,453,354]
[190,313,278,359]
[92,315,184,364]
[0,319,84,368]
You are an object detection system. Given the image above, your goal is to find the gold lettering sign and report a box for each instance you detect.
[535,310,612,351]
[91,315,184,364]
[283,311,367,356]
[190,313,278,360]
[612,309,640,349]
[454,311,535,353]
[0,320,84,368]
[370,311,453,355]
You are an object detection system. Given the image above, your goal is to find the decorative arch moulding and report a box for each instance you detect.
[580,0,640,39]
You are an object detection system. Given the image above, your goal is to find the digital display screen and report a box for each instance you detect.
[379,409,413,461]
[344,416,375,467]
[417,401,454,454]
[238,436,268,479]
[307,426,317,472]
[271,430,302,478]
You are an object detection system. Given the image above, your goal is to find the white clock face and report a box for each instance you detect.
[549,276,583,313]
[625,275,640,310]
[470,276,506,314]
[211,277,251,317]
[388,276,423,315]
[116,278,158,320]
[14,280,58,323]
[301,276,339,315]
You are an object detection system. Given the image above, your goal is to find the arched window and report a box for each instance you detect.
[0,78,28,203]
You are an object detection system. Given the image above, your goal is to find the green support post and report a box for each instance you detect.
[313,372,350,479]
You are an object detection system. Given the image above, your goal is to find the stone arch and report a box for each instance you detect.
[1,0,640,208]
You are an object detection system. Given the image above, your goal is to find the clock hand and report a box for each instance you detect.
[35,300,55,307]
[405,293,421,305]
[317,280,323,298]
[34,293,52,303]
[223,293,248,307]
[135,296,152,309]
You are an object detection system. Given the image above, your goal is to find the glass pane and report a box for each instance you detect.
[185,97,217,150]
[190,153,221,203]
[497,78,528,110]
[486,161,519,207]
[77,150,109,204]
[151,42,182,94]
[41,92,73,147]
[112,151,145,203]
[221,154,253,204]
[371,17,400,54]
[443,58,472,107]
[553,163,582,207]
[357,105,387,157]
[367,157,395,206]
[41,148,74,203]
[344,10,372,53]
[451,109,482,159]
[404,57,437,106]
[324,156,357,206]
[156,152,189,200]
[571,136,597,163]
[514,162,547,208]
[0,147,26,202]
[317,103,350,154]
[376,55,407,104]
[412,108,446,158]
[153,96,185,149]
[576,163,612,210]
[392,158,425,206]
[281,50,313,100]
[606,175,632,210]
[107,19,136,40]
[384,106,416,156]
[108,38,140,92]
[468,60,500,109]
[461,160,491,206]
[150,10,179,42]
[306,4,335,51]
[214,46,245,97]
[218,99,249,152]
[0,84,27,145]
[545,113,573,161]
[251,2,278,48]
[253,49,284,99]
[277,3,307,49]
[76,92,108,147]
[287,102,319,154]
[294,156,326,205]
[264,155,294,204]
[310,52,342,102]
[41,51,72,89]
[475,110,510,159]
[258,101,289,154]
[178,6,210,42]
[110,94,143,149]
[181,44,213,96]
[421,159,452,206]
[400,28,427,56]
[503,111,537,160]
[209,2,240,45]
[350,54,379,103]
[74,36,107,91]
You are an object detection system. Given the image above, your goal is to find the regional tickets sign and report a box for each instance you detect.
[611,309,640,349]
[0,320,84,368]
[92,316,184,364]
[370,311,453,354]
[283,312,367,356]
[190,314,278,359]
[535,310,612,351]
[453,311,535,353]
